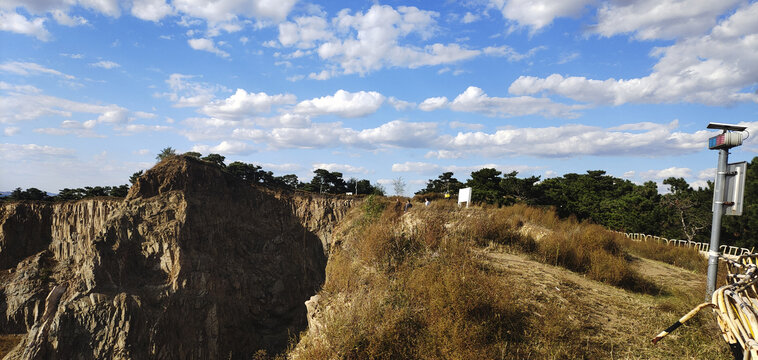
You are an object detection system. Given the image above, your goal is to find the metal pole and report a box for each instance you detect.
[706,148,729,300]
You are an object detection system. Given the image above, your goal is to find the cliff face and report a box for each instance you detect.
[0,156,355,359]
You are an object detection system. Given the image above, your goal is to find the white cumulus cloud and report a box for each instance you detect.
[594,0,742,40]
[200,88,296,120]
[419,97,448,111]
[131,0,174,21]
[279,4,480,76]
[188,38,229,58]
[293,89,385,118]
[0,10,50,40]
[489,0,594,32]
[508,2,758,106]
[639,167,693,180]
[450,86,581,118]
[191,140,257,155]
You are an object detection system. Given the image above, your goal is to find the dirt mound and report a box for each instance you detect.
[127,155,238,200]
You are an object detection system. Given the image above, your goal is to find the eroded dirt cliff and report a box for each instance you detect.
[0,156,355,359]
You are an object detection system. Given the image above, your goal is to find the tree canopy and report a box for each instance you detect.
[156,147,176,161]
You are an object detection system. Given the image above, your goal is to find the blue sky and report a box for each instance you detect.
[1,0,757,194]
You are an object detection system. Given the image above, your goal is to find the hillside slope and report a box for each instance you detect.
[292,199,730,359]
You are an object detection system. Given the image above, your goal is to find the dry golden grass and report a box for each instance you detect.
[290,199,732,359]
[618,235,708,273]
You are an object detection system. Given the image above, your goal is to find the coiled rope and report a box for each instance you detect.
[653,254,758,359]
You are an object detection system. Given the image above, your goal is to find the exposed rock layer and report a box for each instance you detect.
[0,156,355,359]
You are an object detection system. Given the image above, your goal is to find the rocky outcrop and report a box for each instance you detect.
[0,199,120,340]
[0,156,355,359]
[0,203,52,270]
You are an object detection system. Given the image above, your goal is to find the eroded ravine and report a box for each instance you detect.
[0,156,356,359]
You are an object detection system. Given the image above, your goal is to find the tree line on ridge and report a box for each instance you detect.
[4,147,756,249]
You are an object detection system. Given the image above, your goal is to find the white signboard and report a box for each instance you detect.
[723,161,747,216]
[458,187,472,208]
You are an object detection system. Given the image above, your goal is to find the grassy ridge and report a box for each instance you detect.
[289,198,729,359]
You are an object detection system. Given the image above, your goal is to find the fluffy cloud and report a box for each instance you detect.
[387,97,415,111]
[278,15,333,48]
[508,2,758,106]
[200,89,296,120]
[418,96,448,111]
[352,120,439,148]
[424,150,464,159]
[449,86,581,118]
[0,82,41,94]
[293,90,385,118]
[0,143,75,160]
[1,0,120,19]
[90,60,120,69]
[172,0,296,23]
[449,121,484,131]
[311,163,368,174]
[0,10,49,40]
[482,45,544,61]
[307,70,334,80]
[114,124,172,134]
[488,0,746,42]
[131,0,174,21]
[191,140,257,155]
[0,0,296,40]
[639,167,693,180]
[3,127,20,136]
[436,120,718,158]
[34,119,102,137]
[0,91,129,124]
[279,5,480,75]
[488,0,594,31]
[268,122,349,149]
[230,128,266,141]
[417,86,583,118]
[462,12,479,24]
[52,9,87,26]
[97,107,129,123]
[391,162,441,174]
[227,120,440,150]
[159,73,229,108]
[188,38,229,58]
[0,61,75,79]
[180,117,750,160]
[595,0,741,40]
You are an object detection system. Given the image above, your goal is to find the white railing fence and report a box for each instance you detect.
[612,231,754,259]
